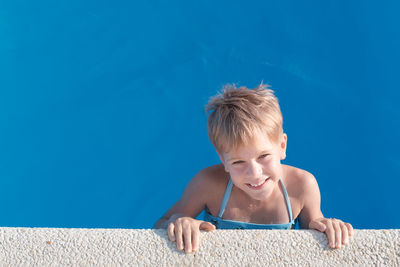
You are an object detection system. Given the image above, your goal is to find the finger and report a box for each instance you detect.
[168,222,175,242]
[332,220,342,248]
[175,223,184,251]
[183,224,192,253]
[324,220,335,249]
[309,220,326,233]
[345,223,354,236]
[199,221,216,231]
[341,222,349,245]
[192,227,200,252]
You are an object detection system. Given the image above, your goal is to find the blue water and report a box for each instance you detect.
[0,1,399,229]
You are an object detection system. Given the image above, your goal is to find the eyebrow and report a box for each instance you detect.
[228,150,272,162]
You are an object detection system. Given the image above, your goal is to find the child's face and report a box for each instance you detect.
[219,131,287,201]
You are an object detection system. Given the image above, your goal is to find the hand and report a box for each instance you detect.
[167,216,216,253]
[309,218,354,249]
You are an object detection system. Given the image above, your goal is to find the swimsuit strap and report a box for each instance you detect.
[218,178,293,222]
[218,179,233,217]
[279,179,293,221]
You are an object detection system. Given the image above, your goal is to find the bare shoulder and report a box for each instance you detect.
[158,164,228,220]
[191,164,230,213]
[193,164,229,193]
[282,164,319,199]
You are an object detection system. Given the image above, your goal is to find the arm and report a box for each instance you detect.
[298,172,354,249]
[154,169,216,253]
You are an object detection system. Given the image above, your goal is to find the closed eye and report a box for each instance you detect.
[259,154,270,159]
[232,160,244,165]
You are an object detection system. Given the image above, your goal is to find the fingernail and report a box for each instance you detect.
[337,242,341,248]
[344,238,348,244]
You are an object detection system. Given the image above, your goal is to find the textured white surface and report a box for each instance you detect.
[0,228,399,266]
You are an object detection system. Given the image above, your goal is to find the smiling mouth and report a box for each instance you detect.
[246,177,269,190]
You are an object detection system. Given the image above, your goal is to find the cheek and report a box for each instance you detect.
[261,158,280,173]
[268,160,283,177]
[260,159,274,169]
[228,168,241,177]
[227,167,246,182]
[269,159,280,169]
[230,174,247,189]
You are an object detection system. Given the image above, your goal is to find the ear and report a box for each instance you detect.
[217,153,229,173]
[280,133,287,160]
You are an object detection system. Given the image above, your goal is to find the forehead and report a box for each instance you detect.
[222,132,278,160]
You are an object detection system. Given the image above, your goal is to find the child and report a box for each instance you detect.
[154,83,353,253]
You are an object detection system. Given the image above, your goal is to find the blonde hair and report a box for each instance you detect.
[205,83,283,153]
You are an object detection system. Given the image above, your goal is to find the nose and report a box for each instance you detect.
[246,160,263,178]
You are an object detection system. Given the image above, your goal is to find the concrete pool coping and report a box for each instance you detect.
[0,228,399,266]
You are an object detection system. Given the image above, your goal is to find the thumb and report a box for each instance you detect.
[309,220,326,233]
[199,221,216,231]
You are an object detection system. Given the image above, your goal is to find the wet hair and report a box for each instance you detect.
[205,83,283,153]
